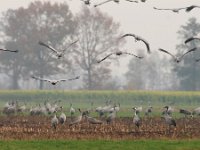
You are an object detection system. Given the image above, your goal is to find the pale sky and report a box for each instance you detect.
[0,0,200,77]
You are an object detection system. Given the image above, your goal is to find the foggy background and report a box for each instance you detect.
[0,0,200,91]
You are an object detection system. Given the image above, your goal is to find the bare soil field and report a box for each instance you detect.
[0,116,199,140]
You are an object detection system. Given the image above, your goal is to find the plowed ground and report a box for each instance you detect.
[0,116,199,140]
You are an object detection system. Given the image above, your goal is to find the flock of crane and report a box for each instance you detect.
[97,34,200,64]
[0,2,200,85]
[0,0,200,135]
[81,0,200,13]
[2,99,200,130]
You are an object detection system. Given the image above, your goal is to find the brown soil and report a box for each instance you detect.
[0,116,199,140]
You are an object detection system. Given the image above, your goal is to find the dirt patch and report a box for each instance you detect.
[0,116,198,140]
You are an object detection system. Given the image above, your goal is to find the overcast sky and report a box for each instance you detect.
[1,0,200,77]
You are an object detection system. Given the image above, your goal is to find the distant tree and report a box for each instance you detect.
[0,1,77,89]
[125,51,178,90]
[125,52,146,90]
[73,6,123,90]
[175,18,200,91]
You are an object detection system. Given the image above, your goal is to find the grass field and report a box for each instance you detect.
[0,91,200,149]
[0,140,200,150]
[0,90,199,120]
[0,90,200,106]
[0,90,200,117]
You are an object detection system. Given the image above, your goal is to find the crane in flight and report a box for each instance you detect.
[120,33,151,54]
[185,37,200,44]
[0,48,18,53]
[158,48,197,63]
[38,40,78,59]
[153,5,200,13]
[31,75,80,85]
[97,51,143,64]
[80,0,91,5]
[94,0,138,8]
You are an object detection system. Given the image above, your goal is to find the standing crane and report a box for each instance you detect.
[133,107,141,129]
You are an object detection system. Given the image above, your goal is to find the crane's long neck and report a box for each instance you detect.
[134,110,138,116]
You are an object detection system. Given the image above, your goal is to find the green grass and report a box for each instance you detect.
[0,90,200,106]
[0,90,200,117]
[0,140,200,150]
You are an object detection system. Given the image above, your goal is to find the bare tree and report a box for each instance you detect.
[0,1,77,89]
[73,6,123,90]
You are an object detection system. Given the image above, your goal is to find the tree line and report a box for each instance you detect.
[0,1,199,91]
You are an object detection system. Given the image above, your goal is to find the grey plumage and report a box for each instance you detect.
[97,51,143,63]
[86,116,103,124]
[31,75,80,85]
[162,106,174,116]
[106,107,117,124]
[81,0,91,5]
[59,113,66,124]
[120,34,151,54]
[51,114,59,129]
[163,114,176,127]
[133,107,141,128]
[185,5,200,12]
[0,48,18,53]
[192,107,200,116]
[158,48,197,63]
[185,37,200,44]
[59,107,66,124]
[153,7,183,13]
[179,109,192,117]
[70,103,75,118]
[39,40,78,59]
[94,0,138,7]
[153,5,200,13]
[69,109,85,126]
[145,106,153,116]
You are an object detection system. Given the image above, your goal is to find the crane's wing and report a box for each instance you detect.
[38,41,58,53]
[153,7,174,11]
[69,116,82,126]
[0,49,18,53]
[137,37,150,54]
[123,52,144,59]
[158,48,177,60]
[97,53,114,63]
[153,7,184,12]
[179,48,197,61]
[59,76,80,82]
[58,79,67,82]
[87,116,103,124]
[125,0,138,3]
[31,75,49,82]
[68,76,80,81]
[185,37,200,44]
[120,33,136,39]
[185,5,200,12]
[62,39,79,53]
[120,34,150,53]
[94,0,113,7]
